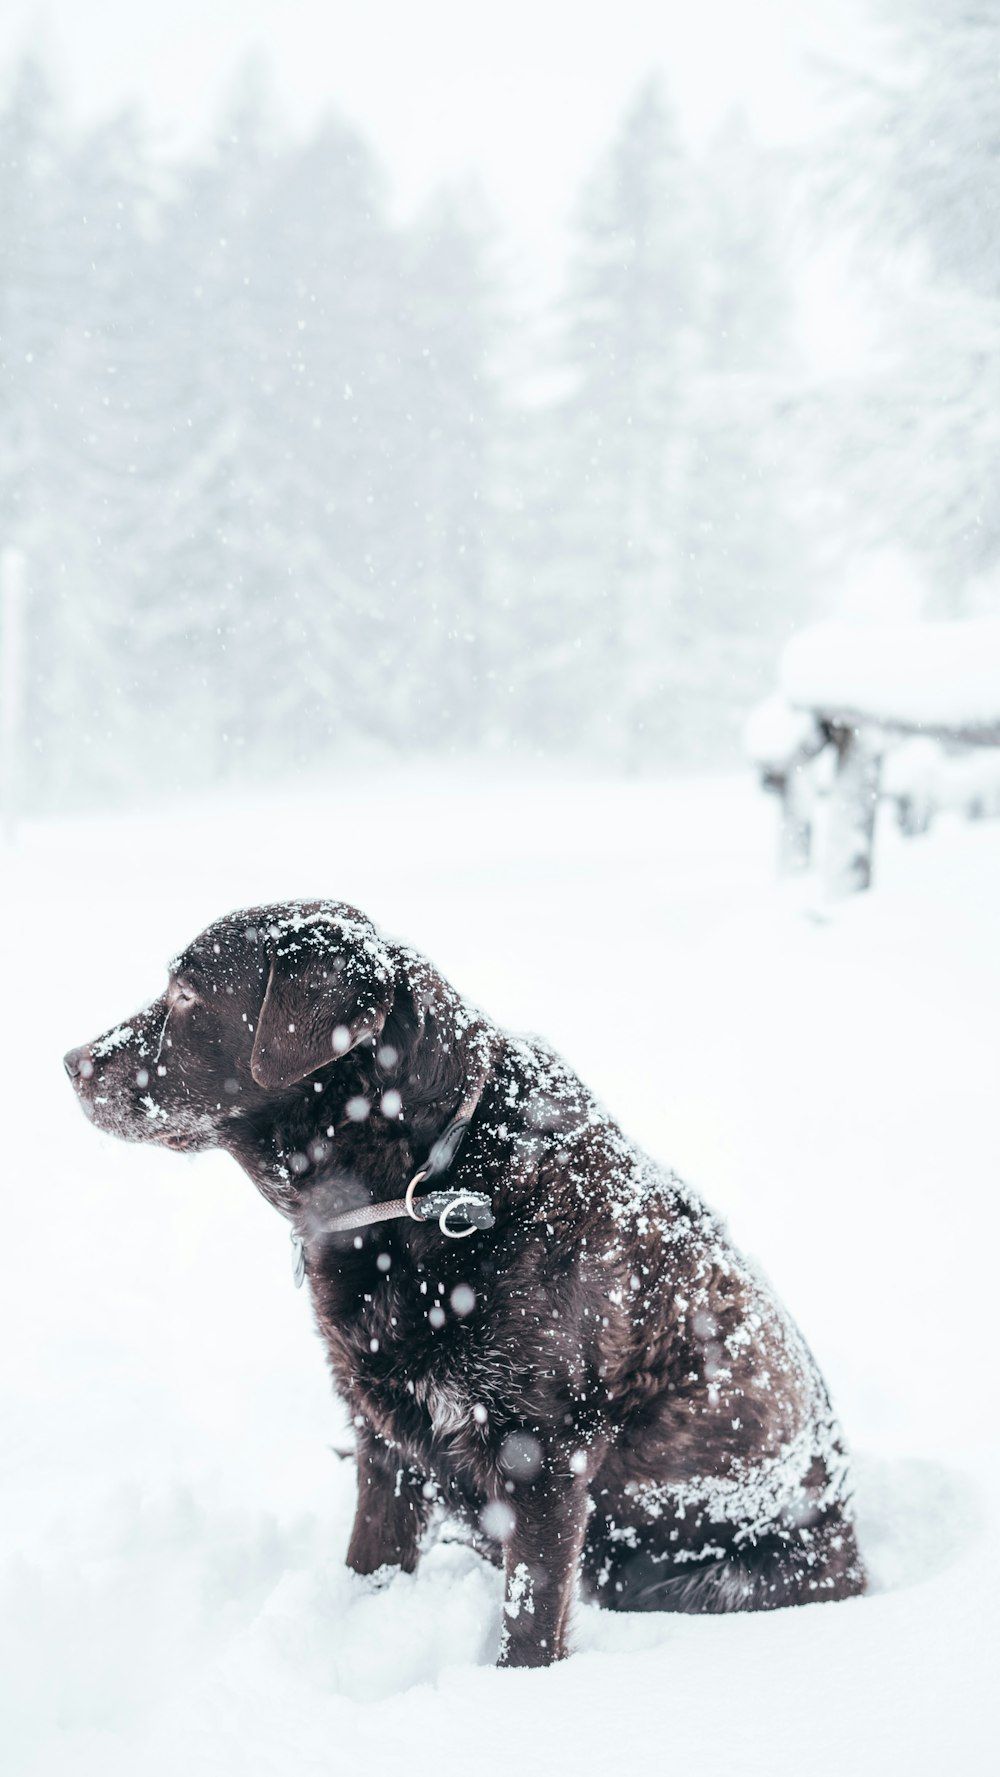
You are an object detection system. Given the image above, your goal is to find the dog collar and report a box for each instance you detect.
[289,1075,492,1285]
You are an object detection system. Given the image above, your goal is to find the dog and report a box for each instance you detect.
[65,900,866,1665]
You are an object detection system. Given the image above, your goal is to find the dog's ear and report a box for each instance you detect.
[250,909,395,1091]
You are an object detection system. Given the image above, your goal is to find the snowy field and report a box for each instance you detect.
[2,767,997,1776]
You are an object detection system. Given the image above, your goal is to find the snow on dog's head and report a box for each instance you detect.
[63,901,396,1153]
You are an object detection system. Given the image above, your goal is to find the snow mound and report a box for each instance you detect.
[781,619,1000,731]
[744,695,822,770]
[882,737,1000,811]
[0,1457,984,1777]
[852,1455,982,1593]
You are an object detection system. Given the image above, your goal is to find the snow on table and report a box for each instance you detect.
[743,693,823,772]
[781,618,1000,736]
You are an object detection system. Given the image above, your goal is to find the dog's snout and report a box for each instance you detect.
[64,1045,94,1082]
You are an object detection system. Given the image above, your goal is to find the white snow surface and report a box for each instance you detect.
[2,767,997,1776]
[743,693,822,768]
[781,617,1000,729]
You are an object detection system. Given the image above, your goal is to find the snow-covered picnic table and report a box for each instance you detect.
[782,619,1000,743]
[747,618,1000,894]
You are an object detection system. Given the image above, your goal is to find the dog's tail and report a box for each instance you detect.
[602,1514,866,1614]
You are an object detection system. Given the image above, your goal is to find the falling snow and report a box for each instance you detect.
[3,771,997,1775]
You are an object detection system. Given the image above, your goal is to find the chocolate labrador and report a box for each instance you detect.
[65,900,865,1665]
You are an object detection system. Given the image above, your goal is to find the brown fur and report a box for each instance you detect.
[65,900,866,1665]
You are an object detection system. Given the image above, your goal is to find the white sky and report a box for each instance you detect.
[3,1,870,249]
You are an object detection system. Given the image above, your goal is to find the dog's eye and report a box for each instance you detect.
[170,980,198,1008]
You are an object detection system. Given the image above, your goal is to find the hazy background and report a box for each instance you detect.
[4,14,1000,1768]
[1,0,996,812]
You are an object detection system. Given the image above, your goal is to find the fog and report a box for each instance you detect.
[3,10,999,1771]
[0,2,995,816]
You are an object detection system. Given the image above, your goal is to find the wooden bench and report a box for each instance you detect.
[746,620,1000,896]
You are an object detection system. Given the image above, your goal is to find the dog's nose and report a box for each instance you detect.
[64,1045,94,1081]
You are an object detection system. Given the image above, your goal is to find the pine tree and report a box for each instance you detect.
[0,66,169,803]
[152,73,293,787]
[396,189,498,748]
[822,1,1000,605]
[548,78,699,768]
[672,114,807,756]
[859,0,1000,300]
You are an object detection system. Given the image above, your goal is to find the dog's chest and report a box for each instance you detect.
[363,1339,488,1462]
[409,1373,469,1435]
[321,1268,493,1446]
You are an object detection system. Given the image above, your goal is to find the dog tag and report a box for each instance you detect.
[291,1233,306,1288]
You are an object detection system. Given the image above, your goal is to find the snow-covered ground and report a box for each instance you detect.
[2,767,997,1776]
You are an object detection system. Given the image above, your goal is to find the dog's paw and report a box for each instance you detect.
[349,1560,403,1593]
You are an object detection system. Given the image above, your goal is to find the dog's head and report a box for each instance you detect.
[64,901,397,1152]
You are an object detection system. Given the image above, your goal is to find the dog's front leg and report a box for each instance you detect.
[497,1469,589,1667]
[346,1429,431,1577]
